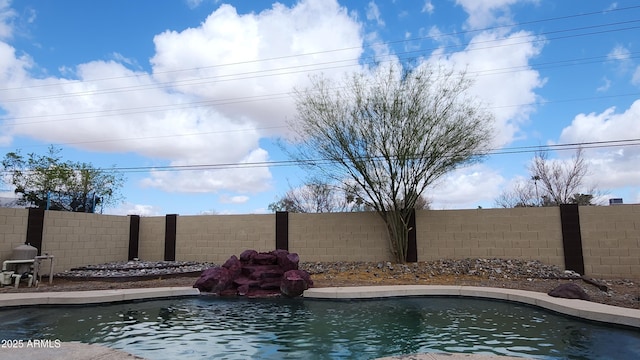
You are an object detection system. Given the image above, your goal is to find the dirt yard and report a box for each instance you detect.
[2,260,638,310]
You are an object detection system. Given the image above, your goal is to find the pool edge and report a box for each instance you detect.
[1,285,638,329]
[303,285,640,329]
[0,286,200,307]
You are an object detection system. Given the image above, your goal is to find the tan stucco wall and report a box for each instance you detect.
[40,211,129,273]
[175,214,275,263]
[0,208,29,263]
[579,204,640,278]
[0,205,638,278]
[289,212,392,262]
[416,207,565,268]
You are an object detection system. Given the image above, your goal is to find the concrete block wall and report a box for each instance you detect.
[175,214,275,263]
[416,207,565,267]
[41,211,129,273]
[0,208,29,264]
[579,204,640,278]
[289,212,392,262]
[0,205,638,278]
[138,216,165,261]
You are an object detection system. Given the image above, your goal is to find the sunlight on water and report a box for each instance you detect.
[1,297,639,359]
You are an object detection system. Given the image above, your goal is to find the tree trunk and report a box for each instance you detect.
[381,210,410,263]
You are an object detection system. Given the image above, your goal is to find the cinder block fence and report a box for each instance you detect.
[0,204,638,279]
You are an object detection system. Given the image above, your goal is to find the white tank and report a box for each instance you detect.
[12,243,38,274]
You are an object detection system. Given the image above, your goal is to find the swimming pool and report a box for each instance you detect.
[1,296,639,359]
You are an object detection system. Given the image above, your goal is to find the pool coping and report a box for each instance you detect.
[0,285,637,360]
[303,285,640,329]
[0,287,200,307]
[0,285,638,329]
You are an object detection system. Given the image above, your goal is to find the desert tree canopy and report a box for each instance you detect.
[286,64,495,262]
[2,146,125,213]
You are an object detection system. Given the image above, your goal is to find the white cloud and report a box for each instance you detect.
[607,44,631,61]
[429,29,545,147]
[185,0,207,9]
[151,0,362,133]
[597,77,611,92]
[559,100,640,189]
[605,45,640,85]
[426,25,461,48]
[219,195,250,204]
[106,202,163,216]
[110,52,139,68]
[140,148,272,193]
[0,0,364,195]
[455,0,538,30]
[422,1,435,14]
[366,1,384,26]
[0,0,16,39]
[632,66,640,86]
[605,2,619,12]
[429,165,505,209]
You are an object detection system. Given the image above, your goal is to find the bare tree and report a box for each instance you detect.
[286,64,494,262]
[269,179,431,213]
[496,148,600,208]
[494,178,538,208]
[268,179,360,213]
[530,148,589,205]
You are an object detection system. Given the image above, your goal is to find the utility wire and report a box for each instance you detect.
[3,18,638,105]
[3,89,638,150]
[0,6,638,157]
[1,3,638,94]
[3,139,638,175]
[5,47,640,128]
[0,8,637,136]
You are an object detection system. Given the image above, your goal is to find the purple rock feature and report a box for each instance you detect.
[193,249,313,297]
[239,249,258,262]
[222,255,243,278]
[548,282,591,300]
[193,267,233,293]
[275,249,299,272]
[253,252,278,265]
[280,270,315,297]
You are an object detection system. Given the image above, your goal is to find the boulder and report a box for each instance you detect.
[548,282,590,300]
[239,250,258,263]
[222,255,243,278]
[193,249,312,297]
[275,249,299,272]
[280,269,314,297]
[243,264,284,280]
[193,267,234,293]
[253,252,278,265]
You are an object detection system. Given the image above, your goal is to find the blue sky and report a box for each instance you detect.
[0,0,639,215]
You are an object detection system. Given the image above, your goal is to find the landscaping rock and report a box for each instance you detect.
[280,269,314,297]
[222,255,243,278]
[193,267,233,293]
[548,282,591,300]
[239,249,258,263]
[193,250,312,297]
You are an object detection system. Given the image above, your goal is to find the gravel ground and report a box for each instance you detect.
[1,258,638,310]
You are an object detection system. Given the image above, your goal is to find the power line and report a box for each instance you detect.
[1,7,639,104]
[4,19,639,105]
[5,47,640,128]
[2,88,637,151]
[1,3,638,94]
[4,138,637,175]
[0,6,638,155]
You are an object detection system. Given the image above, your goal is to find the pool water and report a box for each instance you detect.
[1,297,639,359]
